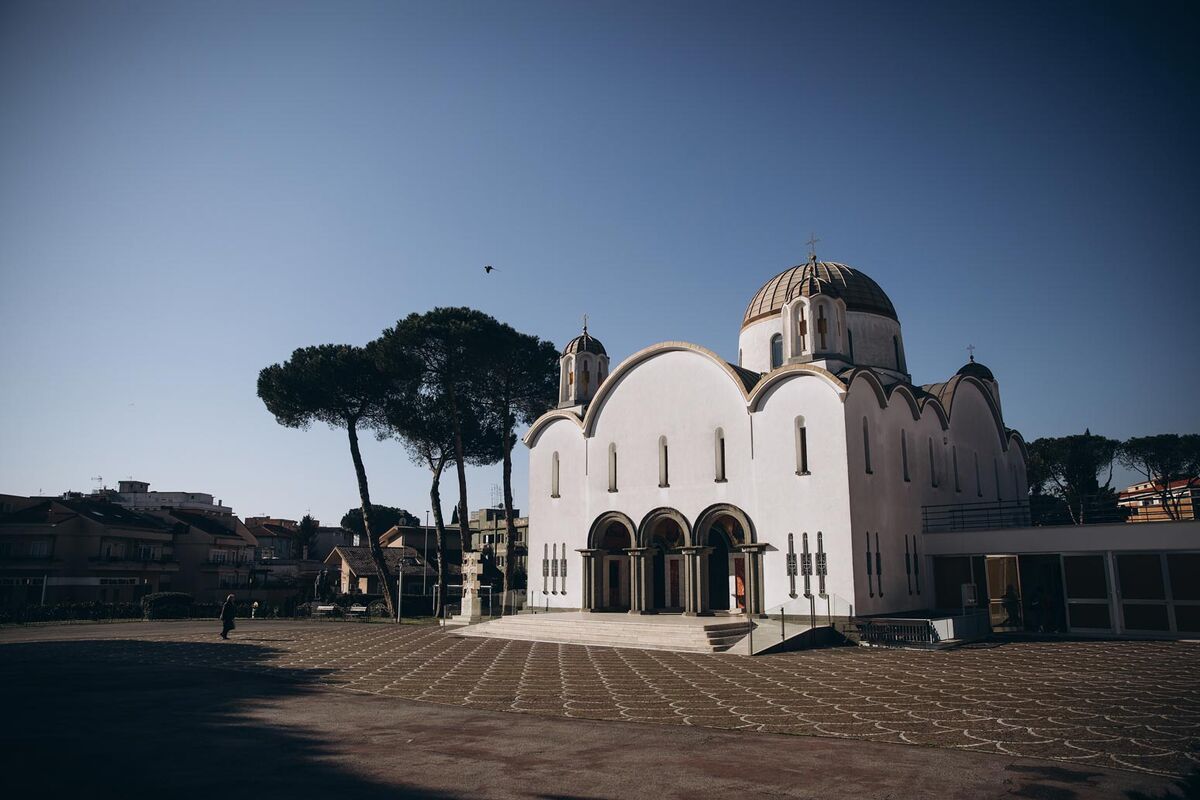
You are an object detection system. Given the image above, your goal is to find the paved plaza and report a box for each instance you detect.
[2,620,1197,798]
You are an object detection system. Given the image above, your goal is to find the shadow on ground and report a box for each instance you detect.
[0,638,451,799]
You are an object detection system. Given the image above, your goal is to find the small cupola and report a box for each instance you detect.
[956,353,995,382]
[558,318,608,409]
[781,256,849,365]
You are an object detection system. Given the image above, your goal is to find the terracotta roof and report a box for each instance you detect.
[0,498,175,531]
[325,546,430,577]
[743,260,897,327]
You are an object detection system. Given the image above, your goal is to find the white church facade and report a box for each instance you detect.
[524,257,1028,619]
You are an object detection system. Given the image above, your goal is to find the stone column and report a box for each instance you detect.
[679,546,713,616]
[737,544,769,617]
[576,549,604,612]
[625,547,654,615]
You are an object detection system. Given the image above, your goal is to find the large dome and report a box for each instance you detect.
[742,261,897,328]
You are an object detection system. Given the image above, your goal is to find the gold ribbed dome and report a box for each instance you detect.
[742,260,897,328]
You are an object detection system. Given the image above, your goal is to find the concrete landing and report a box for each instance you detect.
[451,612,753,653]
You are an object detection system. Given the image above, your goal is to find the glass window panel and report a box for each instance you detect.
[1167,554,1200,601]
[1064,556,1108,600]
[1117,554,1165,600]
[1068,602,1111,629]
[1122,604,1170,631]
[1174,604,1200,633]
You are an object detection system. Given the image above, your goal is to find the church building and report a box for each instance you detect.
[524,256,1027,619]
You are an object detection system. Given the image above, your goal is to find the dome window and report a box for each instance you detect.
[770,334,783,370]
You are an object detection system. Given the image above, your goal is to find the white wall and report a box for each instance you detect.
[737,317,781,373]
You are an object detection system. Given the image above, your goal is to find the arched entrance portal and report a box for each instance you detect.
[585,512,635,611]
[638,508,691,613]
[597,522,631,610]
[694,505,759,615]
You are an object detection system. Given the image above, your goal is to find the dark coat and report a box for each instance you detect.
[220,601,236,623]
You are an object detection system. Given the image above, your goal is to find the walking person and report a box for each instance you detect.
[219,594,237,639]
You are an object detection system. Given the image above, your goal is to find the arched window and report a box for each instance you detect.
[795,416,809,474]
[974,451,982,497]
[928,437,937,487]
[847,328,854,362]
[608,443,617,493]
[901,430,910,482]
[770,334,783,369]
[953,446,961,492]
[797,306,808,353]
[550,451,560,498]
[893,336,902,371]
[714,428,726,482]
[862,417,873,474]
[658,436,669,487]
[994,458,1002,500]
[817,305,828,350]
[582,361,590,395]
[738,348,742,367]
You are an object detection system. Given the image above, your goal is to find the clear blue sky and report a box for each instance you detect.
[2,1,1196,525]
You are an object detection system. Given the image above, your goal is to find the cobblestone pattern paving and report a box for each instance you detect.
[67,625,1200,777]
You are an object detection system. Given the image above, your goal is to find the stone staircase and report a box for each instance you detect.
[451,612,754,653]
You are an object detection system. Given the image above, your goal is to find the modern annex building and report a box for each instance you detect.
[524,256,1029,621]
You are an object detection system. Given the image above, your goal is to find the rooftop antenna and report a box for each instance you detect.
[966,343,976,363]
[490,483,502,509]
[91,475,103,491]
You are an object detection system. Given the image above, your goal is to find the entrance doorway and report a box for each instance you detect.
[985,555,1022,631]
[700,514,749,613]
[647,517,686,612]
[597,521,631,611]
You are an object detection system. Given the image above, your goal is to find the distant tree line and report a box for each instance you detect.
[1027,431,1200,525]
[257,308,558,618]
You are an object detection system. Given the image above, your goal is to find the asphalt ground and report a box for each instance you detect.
[0,620,1196,799]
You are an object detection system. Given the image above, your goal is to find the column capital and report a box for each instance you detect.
[576,548,604,557]
[624,547,654,557]
[679,545,713,556]
[735,543,771,555]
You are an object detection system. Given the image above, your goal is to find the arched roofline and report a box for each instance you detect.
[1007,429,1029,463]
[938,375,1010,451]
[692,503,757,546]
[523,409,583,447]
[581,342,753,437]
[917,395,951,430]
[843,368,889,410]
[586,511,637,550]
[745,363,847,412]
[636,506,693,548]
[886,383,923,422]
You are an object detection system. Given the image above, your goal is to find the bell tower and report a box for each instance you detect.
[558,317,608,410]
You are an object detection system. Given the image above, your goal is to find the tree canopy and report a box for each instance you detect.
[339,505,420,537]
[1027,430,1122,525]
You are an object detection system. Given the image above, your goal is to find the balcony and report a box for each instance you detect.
[922,500,1032,533]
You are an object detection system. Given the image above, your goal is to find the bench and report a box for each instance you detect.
[315,604,336,616]
[348,604,368,617]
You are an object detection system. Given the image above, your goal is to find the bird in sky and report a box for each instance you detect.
[484,264,497,274]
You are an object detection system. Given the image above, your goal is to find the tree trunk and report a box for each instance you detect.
[429,464,448,618]
[501,425,518,616]
[448,388,472,558]
[348,422,397,617]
